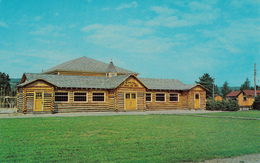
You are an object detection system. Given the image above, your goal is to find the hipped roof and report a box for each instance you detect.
[43,57,137,75]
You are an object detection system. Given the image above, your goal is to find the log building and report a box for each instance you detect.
[17,57,206,113]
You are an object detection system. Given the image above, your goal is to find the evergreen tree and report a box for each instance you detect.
[221,81,232,99]
[240,78,251,91]
[214,85,220,96]
[0,72,11,95]
[196,73,216,99]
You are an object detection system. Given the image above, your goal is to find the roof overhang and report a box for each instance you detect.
[115,74,148,89]
[18,78,57,88]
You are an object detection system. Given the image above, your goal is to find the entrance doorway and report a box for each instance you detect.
[34,92,43,111]
[125,93,137,110]
[195,94,200,109]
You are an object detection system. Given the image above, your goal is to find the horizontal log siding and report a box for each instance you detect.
[146,91,185,110]
[20,80,54,114]
[108,90,116,111]
[116,87,146,111]
[17,88,23,113]
[25,88,53,113]
[187,86,206,109]
[54,89,112,113]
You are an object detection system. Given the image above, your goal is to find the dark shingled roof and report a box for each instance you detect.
[19,74,199,91]
[44,57,136,74]
[140,78,196,90]
[106,60,117,73]
[19,73,131,89]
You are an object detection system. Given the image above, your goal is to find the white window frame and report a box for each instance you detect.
[146,93,152,102]
[92,92,106,102]
[156,93,165,102]
[169,93,179,102]
[55,92,69,103]
[73,92,87,102]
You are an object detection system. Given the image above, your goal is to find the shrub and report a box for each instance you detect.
[252,95,260,110]
[206,99,239,111]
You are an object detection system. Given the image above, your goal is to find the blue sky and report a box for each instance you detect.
[0,0,259,87]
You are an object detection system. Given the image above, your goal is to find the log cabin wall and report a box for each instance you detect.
[116,76,146,111]
[20,80,54,113]
[146,90,185,110]
[181,91,189,109]
[187,86,206,109]
[17,88,24,113]
[54,88,114,113]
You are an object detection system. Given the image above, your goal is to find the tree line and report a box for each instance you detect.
[0,72,15,96]
[196,73,259,99]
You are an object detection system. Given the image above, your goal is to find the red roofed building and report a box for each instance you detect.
[226,90,260,108]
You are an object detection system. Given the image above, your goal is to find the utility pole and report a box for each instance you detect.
[254,63,256,97]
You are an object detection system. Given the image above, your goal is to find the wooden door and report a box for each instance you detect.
[35,92,43,111]
[195,94,200,109]
[125,93,137,110]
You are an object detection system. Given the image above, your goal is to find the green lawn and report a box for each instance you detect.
[1,113,260,162]
[194,110,260,119]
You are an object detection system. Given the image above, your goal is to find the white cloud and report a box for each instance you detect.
[200,18,260,54]
[146,5,220,28]
[81,24,104,32]
[150,6,178,15]
[81,24,173,53]
[34,16,42,21]
[102,7,109,11]
[188,1,212,11]
[116,1,138,10]
[29,25,62,35]
[0,21,8,28]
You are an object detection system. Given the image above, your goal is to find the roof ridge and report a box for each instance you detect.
[43,56,137,74]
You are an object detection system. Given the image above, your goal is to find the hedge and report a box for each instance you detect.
[206,99,239,111]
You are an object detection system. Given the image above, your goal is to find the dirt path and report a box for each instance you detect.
[200,153,260,163]
[0,110,220,118]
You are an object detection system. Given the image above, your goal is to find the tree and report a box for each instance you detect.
[214,85,220,96]
[252,95,260,110]
[240,78,251,91]
[221,81,232,99]
[196,73,216,99]
[0,72,11,95]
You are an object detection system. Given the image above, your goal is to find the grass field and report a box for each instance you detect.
[1,111,260,162]
[193,110,260,119]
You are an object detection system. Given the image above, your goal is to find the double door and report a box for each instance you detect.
[125,93,137,110]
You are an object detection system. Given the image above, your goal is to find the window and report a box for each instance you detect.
[74,92,87,102]
[131,94,136,99]
[156,93,165,102]
[146,93,151,102]
[243,96,247,101]
[93,93,105,102]
[111,73,116,77]
[170,94,179,102]
[195,94,200,99]
[55,92,68,102]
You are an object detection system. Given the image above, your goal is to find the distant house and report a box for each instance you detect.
[17,57,207,114]
[226,90,260,108]
[214,94,222,101]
